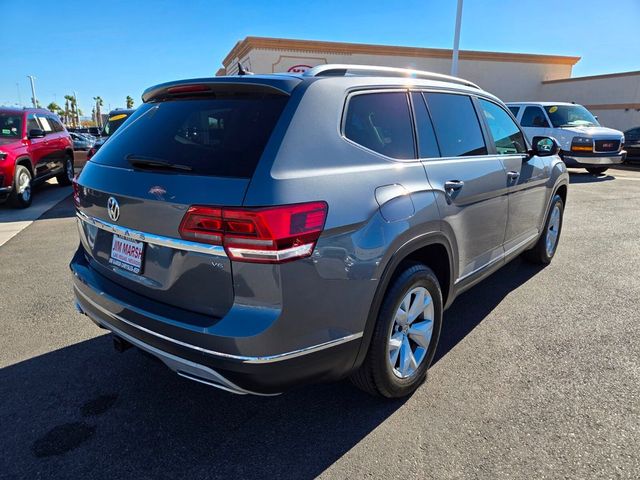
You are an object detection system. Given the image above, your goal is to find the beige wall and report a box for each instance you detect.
[220,38,639,131]
[539,73,640,131]
[224,48,574,103]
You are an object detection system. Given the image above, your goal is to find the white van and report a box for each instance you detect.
[506,102,626,174]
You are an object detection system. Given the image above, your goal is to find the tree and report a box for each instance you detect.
[93,96,104,128]
[64,95,74,127]
[126,96,134,109]
[47,102,62,116]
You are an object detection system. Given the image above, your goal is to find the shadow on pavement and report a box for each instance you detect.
[435,257,543,365]
[1,262,545,479]
[568,171,615,184]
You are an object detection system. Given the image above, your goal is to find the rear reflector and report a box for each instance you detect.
[179,202,328,263]
[72,176,81,207]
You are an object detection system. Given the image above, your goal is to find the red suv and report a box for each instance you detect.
[0,108,74,208]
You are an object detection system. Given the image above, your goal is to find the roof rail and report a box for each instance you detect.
[304,64,480,89]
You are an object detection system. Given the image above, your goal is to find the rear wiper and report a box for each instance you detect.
[126,154,192,172]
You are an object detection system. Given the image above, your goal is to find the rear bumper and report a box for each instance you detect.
[562,150,626,167]
[70,246,363,395]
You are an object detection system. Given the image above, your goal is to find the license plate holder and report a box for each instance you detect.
[109,234,145,274]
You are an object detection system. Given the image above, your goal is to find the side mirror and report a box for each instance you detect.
[530,136,560,157]
[28,128,46,139]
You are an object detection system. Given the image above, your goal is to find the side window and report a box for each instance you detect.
[27,114,40,133]
[520,106,550,128]
[48,116,64,132]
[36,115,53,133]
[479,99,527,154]
[344,92,415,159]
[411,92,440,158]
[424,93,487,157]
[508,106,520,118]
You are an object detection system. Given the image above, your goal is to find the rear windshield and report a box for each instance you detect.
[92,95,288,178]
[102,113,131,136]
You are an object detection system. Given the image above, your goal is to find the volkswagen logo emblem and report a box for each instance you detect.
[107,197,120,222]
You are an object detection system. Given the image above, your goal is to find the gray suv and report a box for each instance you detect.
[71,65,569,398]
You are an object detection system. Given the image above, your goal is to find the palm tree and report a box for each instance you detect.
[64,95,74,127]
[47,102,62,115]
[126,96,134,109]
[93,96,104,128]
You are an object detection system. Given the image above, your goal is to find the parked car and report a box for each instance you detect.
[71,65,568,398]
[623,126,640,162]
[507,102,626,175]
[0,107,74,208]
[70,131,94,151]
[75,126,103,137]
[86,109,135,161]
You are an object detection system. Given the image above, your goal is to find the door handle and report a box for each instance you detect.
[507,171,520,182]
[444,180,464,192]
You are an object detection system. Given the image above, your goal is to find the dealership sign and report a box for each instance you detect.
[287,64,313,73]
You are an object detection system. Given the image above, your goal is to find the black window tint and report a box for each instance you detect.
[91,95,288,178]
[26,114,39,133]
[0,114,23,138]
[48,116,64,132]
[424,93,487,157]
[479,99,527,154]
[345,92,415,159]
[411,92,440,158]
[508,106,520,117]
[520,106,549,128]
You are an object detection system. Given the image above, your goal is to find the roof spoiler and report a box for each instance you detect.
[303,64,480,89]
[141,77,299,103]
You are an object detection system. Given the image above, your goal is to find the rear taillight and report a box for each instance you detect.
[72,176,80,207]
[179,202,328,263]
[86,147,96,160]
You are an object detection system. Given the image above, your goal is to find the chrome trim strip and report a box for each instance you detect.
[75,288,363,364]
[76,211,227,257]
[86,307,278,396]
[454,232,539,285]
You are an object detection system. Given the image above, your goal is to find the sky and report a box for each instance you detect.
[1,0,638,116]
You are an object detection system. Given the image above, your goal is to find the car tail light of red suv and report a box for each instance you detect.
[179,201,328,263]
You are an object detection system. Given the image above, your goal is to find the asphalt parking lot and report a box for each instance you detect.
[1,167,639,479]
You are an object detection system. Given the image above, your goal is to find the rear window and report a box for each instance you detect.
[92,95,288,178]
[424,93,487,157]
[0,114,22,139]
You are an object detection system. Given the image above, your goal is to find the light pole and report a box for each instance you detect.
[16,83,23,107]
[27,75,38,107]
[450,0,464,77]
[73,91,80,127]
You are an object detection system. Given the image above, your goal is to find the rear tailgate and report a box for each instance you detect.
[75,85,291,317]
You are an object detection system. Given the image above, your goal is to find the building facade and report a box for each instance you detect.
[218,37,639,131]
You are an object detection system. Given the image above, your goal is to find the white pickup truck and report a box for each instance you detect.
[506,102,626,175]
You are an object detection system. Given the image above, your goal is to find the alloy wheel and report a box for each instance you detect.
[387,286,434,379]
[546,204,561,257]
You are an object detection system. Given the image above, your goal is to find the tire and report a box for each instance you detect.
[351,263,442,398]
[586,167,608,175]
[56,155,74,186]
[9,165,33,209]
[524,194,564,265]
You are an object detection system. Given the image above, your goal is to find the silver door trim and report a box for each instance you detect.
[454,232,539,285]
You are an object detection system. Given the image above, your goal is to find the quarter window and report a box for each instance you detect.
[424,93,487,157]
[520,106,550,128]
[411,92,440,158]
[479,99,527,154]
[344,92,415,159]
